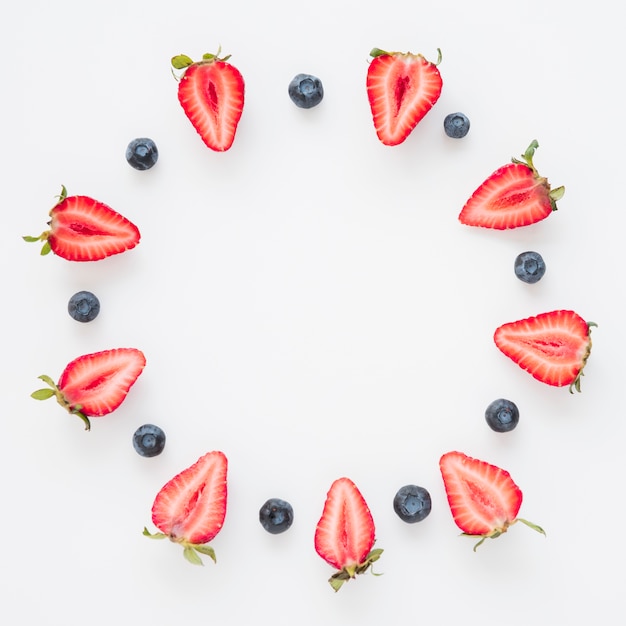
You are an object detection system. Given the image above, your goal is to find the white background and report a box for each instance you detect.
[2,1,623,624]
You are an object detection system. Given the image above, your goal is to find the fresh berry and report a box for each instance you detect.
[439,451,545,551]
[125,137,159,170]
[144,450,228,565]
[24,186,140,261]
[366,47,443,146]
[172,50,245,152]
[30,348,146,430]
[485,398,519,433]
[514,251,546,283]
[314,477,382,592]
[133,424,166,457]
[443,112,470,138]
[494,310,596,392]
[458,140,565,229]
[259,498,294,534]
[68,290,100,322]
[393,485,432,523]
[288,73,324,108]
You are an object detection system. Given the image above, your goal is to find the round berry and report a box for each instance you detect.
[68,291,100,322]
[259,498,294,534]
[443,112,470,138]
[393,485,432,523]
[485,398,519,433]
[125,137,159,170]
[514,251,546,284]
[288,74,324,109]
[132,424,166,457]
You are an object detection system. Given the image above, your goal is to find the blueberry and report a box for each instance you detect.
[514,251,546,284]
[133,424,166,457]
[393,485,432,523]
[259,498,294,534]
[125,137,158,170]
[288,74,324,109]
[485,398,519,433]
[68,291,100,322]
[443,112,470,138]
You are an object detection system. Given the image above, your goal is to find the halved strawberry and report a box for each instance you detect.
[494,309,596,392]
[314,477,382,592]
[23,186,140,261]
[172,49,245,152]
[458,140,565,229]
[439,451,545,551]
[143,451,228,565]
[31,348,146,430]
[366,47,443,146]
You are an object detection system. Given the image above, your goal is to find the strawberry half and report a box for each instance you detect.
[23,186,140,261]
[458,140,565,229]
[440,451,545,551]
[366,47,443,146]
[314,477,382,592]
[172,49,245,152]
[31,348,146,430]
[494,309,596,392]
[143,451,228,566]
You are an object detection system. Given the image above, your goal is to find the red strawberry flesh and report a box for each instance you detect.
[177,58,245,152]
[494,310,594,391]
[151,450,228,545]
[49,195,140,261]
[314,477,375,571]
[458,140,564,230]
[58,348,146,416]
[439,451,522,537]
[367,49,442,146]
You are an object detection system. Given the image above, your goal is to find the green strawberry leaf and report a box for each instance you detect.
[183,546,204,566]
[31,388,55,400]
[171,54,193,70]
[142,527,168,540]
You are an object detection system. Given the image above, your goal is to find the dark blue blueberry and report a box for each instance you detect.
[514,251,546,284]
[125,137,159,170]
[133,424,166,457]
[68,290,100,322]
[393,485,432,523]
[288,74,324,109]
[485,398,519,433]
[443,112,470,138]
[259,498,294,534]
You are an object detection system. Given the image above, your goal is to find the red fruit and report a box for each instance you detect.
[458,140,565,229]
[172,50,245,152]
[31,348,146,430]
[366,47,443,146]
[314,477,382,592]
[23,186,140,261]
[144,451,228,565]
[439,451,545,551]
[494,309,596,392]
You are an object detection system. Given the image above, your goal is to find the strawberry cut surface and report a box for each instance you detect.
[314,477,382,591]
[439,451,544,551]
[31,348,146,430]
[24,187,140,261]
[173,51,245,152]
[366,48,442,146]
[458,140,564,229]
[494,309,595,392]
[146,451,228,565]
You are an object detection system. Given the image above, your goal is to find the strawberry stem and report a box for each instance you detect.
[327,548,383,592]
[143,527,216,565]
[30,375,91,430]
